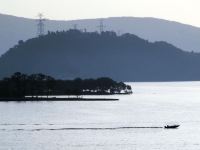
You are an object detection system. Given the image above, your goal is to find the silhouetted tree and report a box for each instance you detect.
[0,72,132,98]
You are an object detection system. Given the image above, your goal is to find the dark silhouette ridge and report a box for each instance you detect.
[0,72,132,98]
[0,30,200,81]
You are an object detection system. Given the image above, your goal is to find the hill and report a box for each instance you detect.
[0,30,200,81]
[1,13,200,55]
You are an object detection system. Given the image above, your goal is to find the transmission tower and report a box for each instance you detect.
[73,24,78,30]
[37,13,45,36]
[97,19,106,33]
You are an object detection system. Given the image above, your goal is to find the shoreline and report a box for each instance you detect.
[0,97,119,102]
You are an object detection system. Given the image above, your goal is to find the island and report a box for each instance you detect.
[0,72,132,101]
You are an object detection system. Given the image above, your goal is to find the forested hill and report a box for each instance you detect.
[0,30,200,81]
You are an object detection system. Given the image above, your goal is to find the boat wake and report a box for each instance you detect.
[0,126,164,132]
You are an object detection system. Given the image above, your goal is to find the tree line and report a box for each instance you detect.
[0,72,132,98]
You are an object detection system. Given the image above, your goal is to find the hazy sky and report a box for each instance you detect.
[0,0,200,27]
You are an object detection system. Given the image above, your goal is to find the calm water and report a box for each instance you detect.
[1,82,200,150]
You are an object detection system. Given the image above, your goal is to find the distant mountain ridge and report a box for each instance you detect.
[0,30,200,81]
[1,13,200,55]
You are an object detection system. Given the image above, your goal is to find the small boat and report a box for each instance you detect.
[164,125,180,129]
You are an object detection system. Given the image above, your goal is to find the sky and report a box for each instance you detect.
[0,0,200,27]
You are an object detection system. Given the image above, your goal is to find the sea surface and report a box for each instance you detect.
[1,82,200,150]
